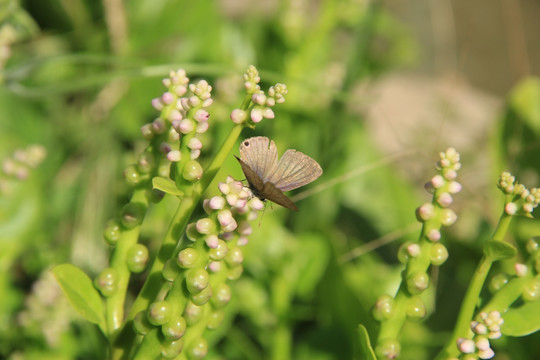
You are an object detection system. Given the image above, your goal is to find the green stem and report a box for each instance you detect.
[436,210,514,359]
[107,189,148,338]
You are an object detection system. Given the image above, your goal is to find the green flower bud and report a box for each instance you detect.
[137,151,155,174]
[126,244,149,273]
[376,339,401,360]
[124,165,142,186]
[430,243,448,266]
[373,294,394,321]
[95,268,118,297]
[211,283,232,308]
[191,285,213,306]
[163,258,180,282]
[184,301,203,325]
[440,208,457,226]
[196,218,217,235]
[207,309,225,330]
[397,242,412,264]
[177,248,199,268]
[148,300,174,326]
[160,338,184,359]
[186,337,208,360]
[103,219,122,246]
[133,310,153,335]
[186,268,209,294]
[227,264,243,280]
[225,246,244,267]
[209,240,229,261]
[183,160,203,182]
[407,271,429,295]
[489,273,509,293]
[527,238,540,254]
[522,279,540,302]
[162,314,187,340]
[406,296,426,321]
[186,223,199,241]
[120,203,146,229]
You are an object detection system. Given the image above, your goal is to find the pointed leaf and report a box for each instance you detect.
[152,177,184,196]
[502,301,540,336]
[483,240,517,261]
[356,324,377,360]
[51,264,106,333]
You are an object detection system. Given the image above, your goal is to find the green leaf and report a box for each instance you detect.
[152,177,184,196]
[51,264,106,334]
[502,301,540,336]
[356,324,377,360]
[294,234,330,298]
[483,240,517,261]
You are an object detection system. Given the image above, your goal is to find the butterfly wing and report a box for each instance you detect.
[261,181,299,211]
[239,137,278,181]
[235,155,299,211]
[234,155,264,195]
[267,149,323,192]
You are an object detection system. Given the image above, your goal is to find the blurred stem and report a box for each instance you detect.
[107,188,148,338]
[271,276,292,360]
[436,211,513,359]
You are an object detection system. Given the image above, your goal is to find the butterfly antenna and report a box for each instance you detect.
[257,203,268,227]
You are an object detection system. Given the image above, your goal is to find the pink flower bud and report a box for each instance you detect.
[218,182,230,195]
[205,234,219,249]
[431,175,445,189]
[209,196,225,210]
[177,119,195,134]
[194,109,209,122]
[262,107,274,119]
[168,109,183,122]
[188,138,202,150]
[167,150,182,162]
[152,98,164,111]
[196,121,209,133]
[231,109,247,124]
[250,108,263,123]
[161,92,175,105]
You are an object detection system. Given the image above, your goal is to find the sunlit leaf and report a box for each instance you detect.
[483,240,517,261]
[51,264,106,334]
[152,177,184,196]
[502,301,540,337]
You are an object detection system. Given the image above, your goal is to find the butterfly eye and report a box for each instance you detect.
[243,140,250,147]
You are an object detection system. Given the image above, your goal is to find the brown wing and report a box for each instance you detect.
[235,155,299,211]
[261,181,299,211]
[266,149,323,192]
[239,137,278,182]
[235,155,264,194]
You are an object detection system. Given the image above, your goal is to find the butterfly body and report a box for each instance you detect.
[235,137,322,211]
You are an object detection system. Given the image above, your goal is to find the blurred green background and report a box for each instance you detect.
[1,0,540,359]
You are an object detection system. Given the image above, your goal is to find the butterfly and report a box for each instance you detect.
[234,136,323,211]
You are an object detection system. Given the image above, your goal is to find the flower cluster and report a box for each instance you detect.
[375,148,462,360]
[456,311,503,359]
[498,172,540,217]
[0,144,46,194]
[135,176,263,359]
[231,65,288,125]
[130,69,212,186]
